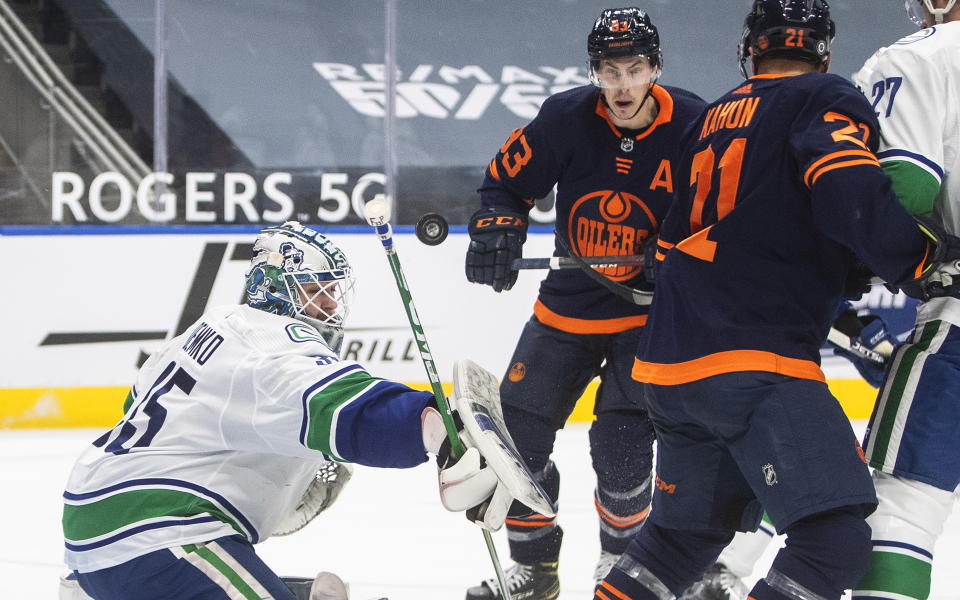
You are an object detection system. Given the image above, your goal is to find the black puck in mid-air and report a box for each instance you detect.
[415,213,449,246]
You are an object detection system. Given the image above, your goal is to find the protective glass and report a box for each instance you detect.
[284,268,356,330]
[588,56,659,89]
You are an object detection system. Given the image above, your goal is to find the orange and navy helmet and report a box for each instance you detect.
[738,0,835,78]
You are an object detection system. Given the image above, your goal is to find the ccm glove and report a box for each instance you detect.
[466,208,527,292]
[829,302,896,388]
[899,218,960,300]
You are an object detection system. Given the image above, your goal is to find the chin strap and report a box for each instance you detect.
[602,83,656,125]
[925,0,956,23]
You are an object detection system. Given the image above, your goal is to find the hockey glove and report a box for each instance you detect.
[829,302,896,388]
[899,218,960,301]
[272,461,354,536]
[466,208,527,292]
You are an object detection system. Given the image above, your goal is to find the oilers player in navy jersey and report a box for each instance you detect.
[464,7,705,600]
[597,2,960,600]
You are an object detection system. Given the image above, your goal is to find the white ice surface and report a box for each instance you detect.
[3,424,959,599]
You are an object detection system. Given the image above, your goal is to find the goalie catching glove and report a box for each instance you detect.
[422,360,556,531]
[272,461,353,536]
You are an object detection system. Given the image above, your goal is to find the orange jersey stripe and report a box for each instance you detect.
[803,150,877,187]
[599,581,634,600]
[595,498,651,527]
[809,159,881,187]
[657,239,674,250]
[632,350,825,385]
[534,300,647,334]
[595,590,613,600]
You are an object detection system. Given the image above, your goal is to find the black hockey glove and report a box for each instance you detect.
[465,208,527,292]
[899,218,960,301]
[829,302,896,388]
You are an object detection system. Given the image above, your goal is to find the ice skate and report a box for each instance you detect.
[678,563,749,600]
[465,561,559,600]
[593,550,620,584]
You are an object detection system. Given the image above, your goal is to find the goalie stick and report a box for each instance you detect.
[363,198,556,600]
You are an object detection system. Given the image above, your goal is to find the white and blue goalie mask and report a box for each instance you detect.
[245,221,356,352]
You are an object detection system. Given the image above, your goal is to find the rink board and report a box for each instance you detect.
[0,230,903,428]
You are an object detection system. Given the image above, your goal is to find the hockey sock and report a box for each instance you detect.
[590,410,655,555]
[500,404,563,564]
[759,505,872,600]
[852,472,953,600]
[505,459,563,564]
[600,522,732,598]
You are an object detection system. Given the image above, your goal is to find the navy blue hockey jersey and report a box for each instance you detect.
[633,73,928,385]
[479,84,705,334]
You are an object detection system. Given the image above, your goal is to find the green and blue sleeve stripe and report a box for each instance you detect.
[878,149,943,217]
[300,365,432,468]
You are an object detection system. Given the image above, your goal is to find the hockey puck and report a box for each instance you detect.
[415,213,449,246]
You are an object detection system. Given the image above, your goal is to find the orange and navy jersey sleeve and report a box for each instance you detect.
[478,93,568,213]
[789,76,927,286]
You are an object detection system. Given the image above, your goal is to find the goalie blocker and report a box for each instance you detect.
[425,359,557,531]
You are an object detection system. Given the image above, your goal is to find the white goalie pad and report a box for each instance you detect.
[451,359,557,522]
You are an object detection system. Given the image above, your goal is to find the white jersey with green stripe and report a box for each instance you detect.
[63,304,432,573]
[853,22,960,234]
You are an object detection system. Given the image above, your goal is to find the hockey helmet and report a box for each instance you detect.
[587,7,662,88]
[738,0,835,78]
[245,221,356,352]
[906,0,957,26]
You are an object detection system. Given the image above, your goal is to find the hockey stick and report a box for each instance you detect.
[553,231,654,305]
[550,229,887,366]
[512,254,646,270]
[362,198,514,600]
[826,327,892,364]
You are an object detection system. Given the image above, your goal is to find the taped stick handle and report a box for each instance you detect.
[512,254,646,271]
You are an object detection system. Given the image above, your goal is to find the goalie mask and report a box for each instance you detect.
[738,0,835,78]
[245,221,356,352]
[906,0,957,26]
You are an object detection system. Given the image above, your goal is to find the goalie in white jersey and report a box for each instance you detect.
[60,222,544,600]
[851,2,960,600]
